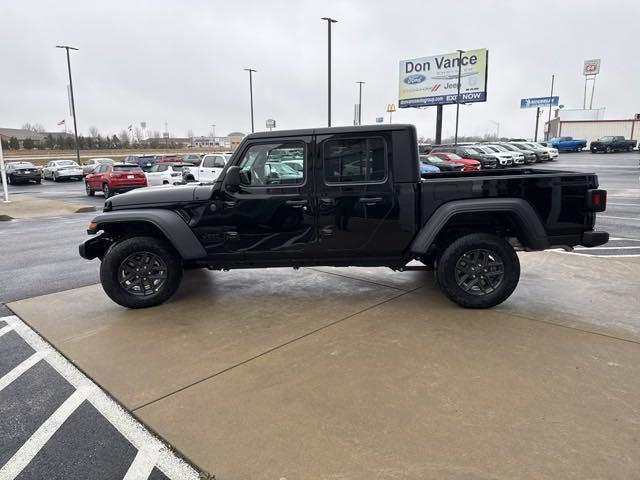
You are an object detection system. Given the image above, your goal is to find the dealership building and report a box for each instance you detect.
[546,109,640,145]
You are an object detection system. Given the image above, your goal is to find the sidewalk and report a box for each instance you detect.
[0,194,95,221]
[8,252,640,479]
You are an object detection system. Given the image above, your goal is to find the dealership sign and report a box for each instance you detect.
[583,59,601,75]
[398,48,488,108]
[520,96,559,109]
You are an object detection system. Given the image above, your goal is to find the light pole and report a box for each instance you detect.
[546,74,555,140]
[56,45,80,165]
[453,49,464,145]
[244,68,256,133]
[211,124,216,140]
[356,81,365,125]
[321,17,337,127]
[489,120,500,139]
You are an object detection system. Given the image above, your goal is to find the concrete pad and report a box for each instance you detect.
[505,252,640,341]
[8,268,404,409]
[0,194,95,220]
[137,289,640,480]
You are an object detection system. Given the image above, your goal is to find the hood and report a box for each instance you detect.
[107,184,214,210]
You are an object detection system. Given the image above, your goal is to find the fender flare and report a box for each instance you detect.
[90,209,207,260]
[410,198,549,254]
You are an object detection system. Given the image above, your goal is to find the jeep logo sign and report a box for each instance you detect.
[398,48,488,108]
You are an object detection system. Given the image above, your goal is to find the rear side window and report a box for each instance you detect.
[323,137,386,183]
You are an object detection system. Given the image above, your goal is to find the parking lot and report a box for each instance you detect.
[1,150,639,479]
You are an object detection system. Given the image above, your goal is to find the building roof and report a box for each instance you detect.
[227,132,246,137]
[0,128,47,141]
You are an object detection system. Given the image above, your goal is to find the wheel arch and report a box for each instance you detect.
[88,209,206,260]
[410,198,549,255]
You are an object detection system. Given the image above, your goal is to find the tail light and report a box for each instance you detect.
[587,189,607,212]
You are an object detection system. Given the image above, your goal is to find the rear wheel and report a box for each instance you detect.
[103,183,111,198]
[53,172,58,182]
[100,236,183,308]
[605,146,612,153]
[436,233,520,308]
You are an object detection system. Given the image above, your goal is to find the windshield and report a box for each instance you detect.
[498,144,516,151]
[57,160,78,166]
[10,162,35,168]
[113,165,143,172]
[598,136,615,141]
[421,155,445,163]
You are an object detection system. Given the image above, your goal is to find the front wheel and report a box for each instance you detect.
[100,236,183,308]
[85,181,95,196]
[436,233,520,308]
[102,183,111,198]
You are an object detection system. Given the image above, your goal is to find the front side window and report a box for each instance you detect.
[213,156,226,168]
[238,142,305,186]
[323,137,386,183]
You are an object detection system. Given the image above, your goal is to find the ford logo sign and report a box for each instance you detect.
[404,74,426,85]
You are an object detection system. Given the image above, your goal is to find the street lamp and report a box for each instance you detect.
[321,17,337,127]
[546,74,555,140]
[453,49,464,145]
[489,120,500,139]
[243,68,257,133]
[56,45,80,165]
[356,81,365,125]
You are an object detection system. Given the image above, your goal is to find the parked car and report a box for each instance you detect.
[483,144,526,165]
[182,153,202,166]
[509,142,550,162]
[496,143,537,164]
[471,145,513,167]
[82,157,115,176]
[145,162,193,186]
[430,145,499,169]
[155,154,182,163]
[419,155,465,172]
[122,155,157,172]
[590,136,637,153]
[183,153,230,183]
[42,159,83,181]
[419,163,441,174]
[3,162,41,184]
[79,124,609,310]
[520,142,559,160]
[85,163,147,198]
[429,152,481,171]
[546,136,587,152]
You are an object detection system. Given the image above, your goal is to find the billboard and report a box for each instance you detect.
[520,96,559,109]
[398,48,488,108]
[583,59,601,75]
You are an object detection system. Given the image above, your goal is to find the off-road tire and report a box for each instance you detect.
[100,236,183,309]
[436,233,520,309]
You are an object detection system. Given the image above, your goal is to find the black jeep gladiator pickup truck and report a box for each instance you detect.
[79,125,609,309]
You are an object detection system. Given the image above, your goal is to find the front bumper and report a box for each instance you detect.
[11,172,41,182]
[57,170,83,178]
[581,230,609,248]
[79,233,112,260]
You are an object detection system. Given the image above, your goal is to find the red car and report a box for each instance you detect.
[85,163,147,198]
[155,154,182,163]
[430,152,481,171]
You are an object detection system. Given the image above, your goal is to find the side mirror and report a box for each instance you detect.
[225,165,241,191]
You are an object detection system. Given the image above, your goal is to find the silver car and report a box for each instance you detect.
[82,157,115,176]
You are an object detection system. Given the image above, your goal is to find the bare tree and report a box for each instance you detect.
[132,126,143,144]
[152,130,161,139]
[119,129,131,147]
[88,126,100,138]
[186,129,194,140]
[22,122,45,133]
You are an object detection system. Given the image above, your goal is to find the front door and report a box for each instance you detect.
[205,137,316,258]
[314,132,401,257]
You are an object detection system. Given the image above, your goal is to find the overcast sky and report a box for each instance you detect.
[2,0,638,140]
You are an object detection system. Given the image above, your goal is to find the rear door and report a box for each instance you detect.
[314,132,402,257]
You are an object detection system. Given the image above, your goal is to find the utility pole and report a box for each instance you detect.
[1,138,9,203]
[453,49,464,145]
[211,124,216,139]
[356,81,365,125]
[243,68,256,133]
[321,17,337,127]
[546,74,555,140]
[534,107,541,142]
[56,45,80,165]
[489,120,500,139]
[435,105,443,144]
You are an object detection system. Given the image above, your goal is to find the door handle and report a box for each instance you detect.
[358,197,383,205]
[285,199,308,207]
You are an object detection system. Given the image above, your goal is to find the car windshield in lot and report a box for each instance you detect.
[58,160,79,166]
[597,136,615,141]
